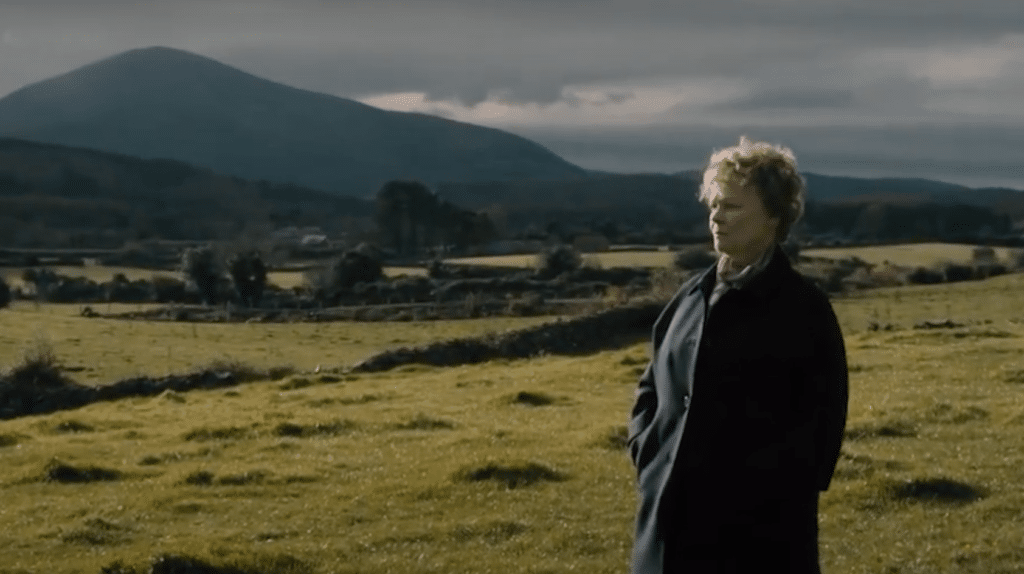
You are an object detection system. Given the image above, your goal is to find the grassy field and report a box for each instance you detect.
[449,243,1017,271]
[0,266,426,292]
[0,303,556,385]
[803,243,1020,268]
[445,250,681,269]
[2,273,1024,572]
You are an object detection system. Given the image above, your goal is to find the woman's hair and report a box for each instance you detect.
[698,136,806,242]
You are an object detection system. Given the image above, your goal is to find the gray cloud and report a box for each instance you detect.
[2,0,1024,185]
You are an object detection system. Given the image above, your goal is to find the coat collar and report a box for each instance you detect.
[689,244,793,303]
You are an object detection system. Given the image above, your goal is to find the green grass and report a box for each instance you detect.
[3,272,1024,572]
[0,302,556,385]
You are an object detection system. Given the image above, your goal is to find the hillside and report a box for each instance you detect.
[0,47,586,196]
[0,138,372,248]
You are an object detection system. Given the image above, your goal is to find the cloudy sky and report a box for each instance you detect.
[3,0,1024,188]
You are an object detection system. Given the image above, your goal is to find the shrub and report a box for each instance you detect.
[672,248,717,271]
[227,251,267,307]
[306,248,384,301]
[907,266,944,285]
[0,275,10,308]
[535,244,582,279]
[181,246,222,305]
[941,262,974,283]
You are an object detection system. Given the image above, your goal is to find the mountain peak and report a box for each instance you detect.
[0,47,584,195]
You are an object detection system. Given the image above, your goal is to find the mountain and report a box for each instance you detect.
[0,137,372,248]
[0,47,586,196]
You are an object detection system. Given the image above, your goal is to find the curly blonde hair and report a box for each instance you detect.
[698,136,806,242]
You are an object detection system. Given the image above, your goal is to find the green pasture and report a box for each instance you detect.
[0,303,555,386]
[2,273,1024,572]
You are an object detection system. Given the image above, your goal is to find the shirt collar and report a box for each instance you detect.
[716,245,776,290]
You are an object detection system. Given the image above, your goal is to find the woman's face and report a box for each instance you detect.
[707,182,780,266]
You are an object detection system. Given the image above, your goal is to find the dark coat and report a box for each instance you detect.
[628,245,848,573]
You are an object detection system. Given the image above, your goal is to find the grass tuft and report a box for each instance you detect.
[509,390,556,406]
[450,520,529,544]
[454,461,569,489]
[53,419,95,433]
[272,420,358,437]
[182,426,252,441]
[844,419,918,440]
[924,402,990,424]
[181,470,215,486]
[0,432,25,447]
[44,460,121,483]
[394,414,455,430]
[888,477,987,503]
[598,425,629,450]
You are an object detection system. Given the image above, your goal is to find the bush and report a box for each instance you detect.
[306,248,384,301]
[941,262,974,283]
[907,266,944,285]
[535,244,582,279]
[181,246,222,305]
[0,276,10,309]
[673,248,717,271]
[227,251,267,307]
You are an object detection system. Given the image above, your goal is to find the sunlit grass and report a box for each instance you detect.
[0,302,556,385]
[2,271,1024,572]
[804,242,1018,268]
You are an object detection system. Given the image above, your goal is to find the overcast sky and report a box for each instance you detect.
[3,0,1024,188]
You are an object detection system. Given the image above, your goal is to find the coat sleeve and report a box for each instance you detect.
[808,293,849,491]
[627,361,658,469]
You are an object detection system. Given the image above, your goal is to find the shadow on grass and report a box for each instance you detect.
[454,461,569,489]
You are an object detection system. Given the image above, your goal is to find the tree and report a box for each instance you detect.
[227,251,267,307]
[181,246,222,305]
[307,244,384,301]
[375,180,438,256]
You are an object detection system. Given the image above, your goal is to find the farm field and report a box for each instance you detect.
[0,266,426,292]
[0,303,556,386]
[448,242,1016,271]
[2,273,1024,572]
[445,249,681,269]
[803,242,1019,268]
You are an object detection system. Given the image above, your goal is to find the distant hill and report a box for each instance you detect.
[0,47,586,196]
[0,137,372,248]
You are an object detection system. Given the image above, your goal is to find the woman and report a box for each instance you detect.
[627,137,848,573]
